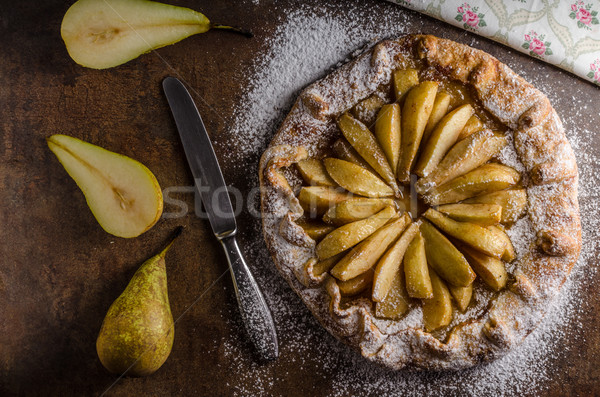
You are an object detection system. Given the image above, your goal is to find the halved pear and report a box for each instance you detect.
[425,163,521,205]
[338,113,399,194]
[316,206,397,260]
[323,198,396,225]
[331,216,408,281]
[296,159,336,187]
[397,81,439,182]
[464,189,527,224]
[460,245,508,291]
[403,231,433,299]
[437,203,502,226]
[420,220,475,287]
[415,129,507,194]
[422,269,453,332]
[61,0,250,69]
[372,221,420,302]
[296,220,335,241]
[47,134,163,238]
[323,158,394,198]
[338,269,374,296]
[487,225,516,262]
[393,68,420,102]
[422,91,451,142]
[375,270,410,320]
[457,114,484,140]
[298,186,351,216]
[449,283,472,312]
[414,104,474,177]
[332,139,374,172]
[423,209,507,258]
[352,95,385,126]
[374,104,401,173]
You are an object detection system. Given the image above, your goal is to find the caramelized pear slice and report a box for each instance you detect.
[393,68,420,102]
[398,81,439,182]
[423,209,507,258]
[403,231,433,299]
[296,159,336,187]
[449,283,473,312]
[423,269,453,332]
[338,113,399,194]
[437,203,502,226]
[487,225,516,262]
[374,104,401,172]
[414,104,474,177]
[332,139,374,172]
[324,158,394,198]
[313,252,346,276]
[296,220,335,241]
[338,269,374,296]
[375,270,410,320]
[422,91,451,142]
[298,186,352,216]
[331,216,408,281]
[316,206,397,260]
[420,220,475,287]
[323,198,396,225]
[460,245,508,291]
[352,95,385,126]
[457,114,484,140]
[463,189,527,224]
[372,221,420,302]
[415,129,507,194]
[425,163,521,205]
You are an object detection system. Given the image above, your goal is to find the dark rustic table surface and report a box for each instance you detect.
[1,1,599,396]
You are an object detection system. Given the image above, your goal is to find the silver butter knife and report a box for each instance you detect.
[162,77,278,361]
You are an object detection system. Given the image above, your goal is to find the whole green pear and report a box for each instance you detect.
[96,227,182,376]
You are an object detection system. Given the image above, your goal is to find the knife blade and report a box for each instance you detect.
[163,77,278,361]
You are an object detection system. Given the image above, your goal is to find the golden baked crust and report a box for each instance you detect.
[258,35,581,370]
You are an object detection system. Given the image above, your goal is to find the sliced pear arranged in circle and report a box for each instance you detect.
[375,270,410,320]
[422,269,453,332]
[332,139,376,173]
[337,269,374,296]
[459,245,508,291]
[324,158,394,198]
[423,209,507,259]
[458,114,484,140]
[374,104,401,173]
[437,203,503,226]
[331,215,408,281]
[422,91,452,142]
[323,198,396,225]
[352,95,385,126]
[487,225,517,262]
[403,230,434,299]
[338,113,399,194]
[415,129,507,194]
[296,159,337,187]
[397,81,439,183]
[425,163,521,205]
[312,252,347,277]
[420,220,476,287]
[316,206,398,260]
[414,104,474,177]
[463,188,527,224]
[393,68,420,102]
[449,283,473,313]
[372,221,420,302]
[296,219,335,241]
[298,186,352,216]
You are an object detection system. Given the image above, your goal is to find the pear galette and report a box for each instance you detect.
[259,35,581,370]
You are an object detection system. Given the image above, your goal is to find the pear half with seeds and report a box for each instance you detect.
[338,113,399,194]
[47,134,163,238]
[316,206,397,260]
[61,0,251,69]
[423,209,507,259]
[331,216,408,281]
[422,269,453,332]
[425,163,521,205]
[372,220,420,302]
[324,158,394,198]
[323,198,396,225]
[437,203,503,226]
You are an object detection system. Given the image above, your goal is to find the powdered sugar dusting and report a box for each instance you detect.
[214,4,598,396]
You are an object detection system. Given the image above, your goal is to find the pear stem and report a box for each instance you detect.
[211,24,253,38]
[157,226,184,258]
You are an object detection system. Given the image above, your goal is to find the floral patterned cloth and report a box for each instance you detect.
[387,0,600,85]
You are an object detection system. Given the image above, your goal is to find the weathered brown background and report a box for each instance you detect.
[1,1,599,396]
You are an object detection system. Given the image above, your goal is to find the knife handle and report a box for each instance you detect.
[220,236,279,361]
